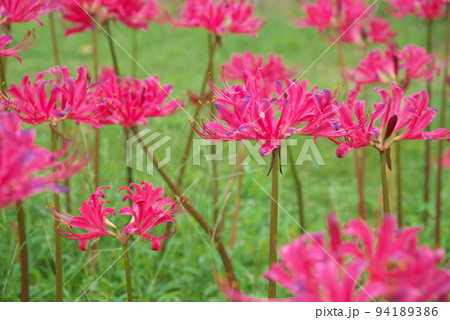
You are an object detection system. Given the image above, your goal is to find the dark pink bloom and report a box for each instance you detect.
[223,50,296,97]
[332,84,450,158]
[0,31,36,62]
[94,67,184,127]
[0,0,58,27]
[226,213,449,302]
[7,66,109,127]
[51,182,183,251]
[50,186,117,251]
[174,0,264,37]
[349,45,439,90]
[386,0,446,20]
[193,69,346,156]
[119,181,183,251]
[61,0,162,36]
[297,0,396,45]
[0,111,86,208]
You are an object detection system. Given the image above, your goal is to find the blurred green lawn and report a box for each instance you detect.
[0,1,448,301]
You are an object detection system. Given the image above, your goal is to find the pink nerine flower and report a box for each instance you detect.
[223,51,296,97]
[61,0,162,36]
[119,182,184,251]
[0,31,36,62]
[386,0,446,20]
[349,45,439,90]
[297,0,396,45]
[226,213,450,302]
[332,84,450,158]
[0,111,86,208]
[51,182,183,251]
[0,0,58,27]
[51,187,117,251]
[193,69,346,156]
[174,0,264,37]
[94,67,184,127]
[7,66,109,127]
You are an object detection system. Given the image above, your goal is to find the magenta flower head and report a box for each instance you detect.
[349,45,440,90]
[119,182,184,251]
[94,67,184,127]
[386,0,446,20]
[223,50,296,97]
[174,0,264,38]
[0,111,86,208]
[332,84,450,158]
[0,31,36,62]
[225,213,450,302]
[193,69,346,156]
[0,0,58,28]
[7,66,109,128]
[50,182,183,251]
[297,0,396,45]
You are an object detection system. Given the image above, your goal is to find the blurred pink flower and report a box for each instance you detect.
[349,45,439,90]
[93,67,185,127]
[174,0,264,37]
[51,186,117,251]
[386,0,446,20]
[332,84,450,158]
[61,0,161,36]
[0,0,58,28]
[51,182,183,251]
[119,181,184,251]
[0,111,86,208]
[297,0,396,45]
[223,50,296,97]
[226,213,450,302]
[7,66,110,127]
[442,148,450,168]
[0,31,36,62]
[193,69,347,156]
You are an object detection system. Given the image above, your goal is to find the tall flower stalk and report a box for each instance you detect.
[268,149,279,298]
[435,3,450,248]
[287,146,305,232]
[122,244,133,302]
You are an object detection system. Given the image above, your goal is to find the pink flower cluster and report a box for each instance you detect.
[7,66,110,128]
[61,0,161,36]
[228,214,450,302]
[386,0,446,20]
[0,112,85,208]
[174,0,264,37]
[0,0,58,28]
[349,44,440,90]
[297,0,396,45]
[51,182,183,251]
[332,84,450,158]
[0,31,36,62]
[223,51,296,97]
[93,67,185,127]
[194,70,349,156]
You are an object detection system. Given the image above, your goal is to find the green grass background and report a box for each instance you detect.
[0,1,448,301]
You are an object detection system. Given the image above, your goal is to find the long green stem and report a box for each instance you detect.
[16,201,29,302]
[92,28,100,188]
[131,30,138,77]
[49,13,60,66]
[287,146,305,233]
[122,244,133,302]
[177,34,219,186]
[229,142,245,249]
[268,149,279,298]
[51,125,63,302]
[435,4,450,249]
[131,125,239,290]
[124,127,133,185]
[395,142,403,226]
[104,21,120,75]
[423,19,434,225]
[379,150,391,214]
